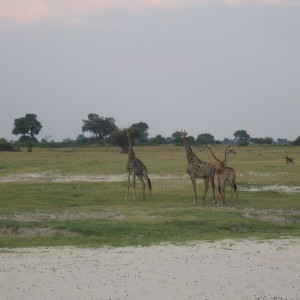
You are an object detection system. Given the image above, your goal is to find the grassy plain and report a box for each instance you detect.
[0,145,299,248]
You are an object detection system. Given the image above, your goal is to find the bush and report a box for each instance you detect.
[0,138,14,151]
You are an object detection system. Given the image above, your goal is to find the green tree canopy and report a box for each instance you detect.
[233,129,250,146]
[172,131,183,144]
[82,114,117,140]
[172,131,195,144]
[12,113,42,139]
[252,137,274,145]
[148,135,166,145]
[109,128,140,153]
[130,122,149,142]
[196,133,215,145]
[0,138,14,151]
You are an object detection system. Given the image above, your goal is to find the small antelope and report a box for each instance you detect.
[283,154,295,164]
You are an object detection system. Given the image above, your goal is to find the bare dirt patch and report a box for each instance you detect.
[242,208,300,224]
[240,185,300,194]
[0,173,126,183]
[0,173,181,183]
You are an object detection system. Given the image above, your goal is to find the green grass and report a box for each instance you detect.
[0,145,300,248]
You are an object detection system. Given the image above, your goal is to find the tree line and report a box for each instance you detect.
[1,113,299,152]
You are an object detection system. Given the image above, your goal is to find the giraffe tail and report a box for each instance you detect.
[233,184,237,192]
[148,178,152,192]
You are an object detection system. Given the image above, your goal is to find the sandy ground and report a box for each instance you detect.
[1,239,299,300]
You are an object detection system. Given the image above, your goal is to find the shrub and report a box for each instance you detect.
[0,138,14,151]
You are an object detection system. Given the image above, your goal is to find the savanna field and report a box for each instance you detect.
[0,145,300,248]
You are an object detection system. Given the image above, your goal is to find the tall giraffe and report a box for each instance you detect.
[180,130,215,205]
[204,145,236,205]
[125,130,152,200]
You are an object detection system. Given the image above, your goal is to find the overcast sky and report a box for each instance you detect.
[1,0,300,142]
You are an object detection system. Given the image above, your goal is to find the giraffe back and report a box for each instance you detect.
[187,155,215,179]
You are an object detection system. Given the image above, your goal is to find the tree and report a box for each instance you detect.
[233,130,250,146]
[82,114,117,140]
[187,135,195,144]
[172,131,183,144]
[277,138,288,145]
[109,128,140,153]
[130,122,149,142]
[196,133,215,145]
[293,136,300,146]
[172,131,194,145]
[148,135,166,145]
[252,137,273,145]
[12,113,42,139]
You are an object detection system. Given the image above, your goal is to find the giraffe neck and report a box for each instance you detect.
[128,146,135,160]
[127,132,136,160]
[182,136,195,164]
[223,147,230,167]
[206,146,222,168]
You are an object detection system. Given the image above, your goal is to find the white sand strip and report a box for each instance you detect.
[1,239,299,300]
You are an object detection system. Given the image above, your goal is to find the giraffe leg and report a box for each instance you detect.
[216,178,224,206]
[137,175,146,200]
[147,177,152,196]
[191,177,197,205]
[210,176,216,204]
[233,183,239,203]
[217,172,226,206]
[217,187,224,206]
[214,174,220,206]
[201,177,209,205]
[229,183,234,203]
[133,175,136,200]
[143,171,152,196]
[235,189,239,204]
[216,185,221,206]
[229,182,237,204]
[125,173,130,200]
[216,173,221,206]
[220,181,226,206]
[221,188,225,206]
[232,174,239,204]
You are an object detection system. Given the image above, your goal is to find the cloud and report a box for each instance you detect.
[0,0,48,23]
[0,0,183,24]
[0,0,299,26]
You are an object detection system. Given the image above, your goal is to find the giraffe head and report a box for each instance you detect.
[226,145,236,155]
[180,130,188,139]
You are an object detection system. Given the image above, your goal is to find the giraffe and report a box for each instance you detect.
[125,130,152,200]
[180,130,215,205]
[204,145,236,205]
[217,166,239,205]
